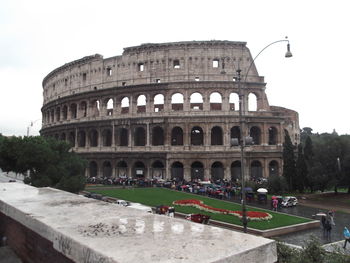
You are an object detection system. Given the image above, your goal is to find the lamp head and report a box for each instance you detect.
[285,43,293,58]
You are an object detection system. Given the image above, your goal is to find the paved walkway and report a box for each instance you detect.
[323,240,350,256]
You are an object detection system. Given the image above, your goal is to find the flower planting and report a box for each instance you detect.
[173,199,272,221]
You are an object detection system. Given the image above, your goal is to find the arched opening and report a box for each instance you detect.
[171,162,184,182]
[191,126,204,145]
[151,161,164,179]
[102,161,112,178]
[106,98,114,116]
[77,131,86,147]
[68,131,75,147]
[118,128,128,146]
[190,92,203,110]
[171,93,184,111]
[250,126,261,145]
[211,162,224,182]
[89,129,98,147]
[89,161,98,178]
[251,160,263,180]
[134,161,146,178]
[134,127,146,146]
[230,126,241,145]
[191,161,204,181]
[70,103,77,119]
[248,93,257,111]
[154,94,164,112]
[91,100,100,117]
[211,126,223,145]
[62,105,68,120]
[229,93,239,111]
[210,92,222,111]
[80,101,87,117]
[152,126,164,146]
[231,161,241,182]
[102,129,112,146]
[171,127,183,145]
[137,94,146,113]
[116,161,128,178]
[268,127,278,145]
[51,110,54,123]
[56,107,61,121]
[269,160,279,177]
[121,97,129,114]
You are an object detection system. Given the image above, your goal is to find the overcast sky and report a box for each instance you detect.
[0,0,349,136]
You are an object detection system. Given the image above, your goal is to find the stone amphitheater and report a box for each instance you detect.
[40,40,299,182]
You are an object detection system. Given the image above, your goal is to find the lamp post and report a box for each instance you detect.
[234,38,292,233]
[26,119,41,137]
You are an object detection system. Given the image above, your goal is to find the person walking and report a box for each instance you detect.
[272,198,278,211]
[344,227,350,249]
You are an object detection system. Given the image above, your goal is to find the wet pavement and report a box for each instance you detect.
[239,199,349,246]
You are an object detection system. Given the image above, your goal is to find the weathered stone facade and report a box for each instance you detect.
[40,41,299,181]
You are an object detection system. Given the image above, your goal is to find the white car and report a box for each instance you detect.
[116,199,152,213]
[281,196,298,207]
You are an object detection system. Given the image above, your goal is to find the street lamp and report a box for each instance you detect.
[26,119,41,137]
[232,37,292,233]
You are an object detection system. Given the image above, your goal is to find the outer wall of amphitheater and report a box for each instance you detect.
[40,41,300,182]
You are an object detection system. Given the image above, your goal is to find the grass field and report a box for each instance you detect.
[87,187,311,230]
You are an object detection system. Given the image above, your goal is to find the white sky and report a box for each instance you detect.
[0,0,349,136]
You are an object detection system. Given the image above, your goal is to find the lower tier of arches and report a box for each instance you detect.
[81,152,282,182]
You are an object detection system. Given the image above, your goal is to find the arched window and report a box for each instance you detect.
[77,131,86,147]
[116,161,128,178]
[268,127,278,145]
[211,162,224,182]
[269,160,279,177]
[230,126,241,145]
[171,93,184,111]
[191,126,204,145]
[62,105,68,120]
[80,101,87,117]
[56,107,61,121]
[151,161,164,179]
[171,127,183,145]
[118,128,128,146]
[70,103,77,119]
[231,161,241,181]
[191,161,204,181]
[152,126,164,146]
[121,97,129,114]
[134,161,146,178]
[89,161,98,178]
[68,131,75,147]
[102,129,112,146]
[229,93,239,111]
[106,98,113,116]
[190,92,203,110]
[102,161,112,178]
[89,129,98,147]
[250,126,261,145]
[154,94,164,112]
[137,95,146,113]
[211,126,223,145]
[248,93,257,111]
[134,127,146,146]
[171,162,184,181]
[210,92,222,111]
[251,160,263,180]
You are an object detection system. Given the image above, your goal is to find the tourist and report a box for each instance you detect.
[344,227,350,249]
[324,215,332,240]
[272,198,278,211]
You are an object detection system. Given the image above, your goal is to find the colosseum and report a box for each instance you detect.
[40,40,299,183]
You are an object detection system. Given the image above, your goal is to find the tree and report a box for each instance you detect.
[283,132,296,191]
[295,144,307,193]
[0,135,86,193]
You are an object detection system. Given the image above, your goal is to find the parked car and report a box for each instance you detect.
[281,196,298,207]
[185,214,210,224]
[116,199,131,207]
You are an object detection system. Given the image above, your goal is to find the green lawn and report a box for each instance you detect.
[87,187,311,230]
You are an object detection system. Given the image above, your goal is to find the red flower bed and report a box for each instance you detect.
[173,199,272,221]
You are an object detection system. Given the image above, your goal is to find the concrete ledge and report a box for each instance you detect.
[0,183,278,263]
